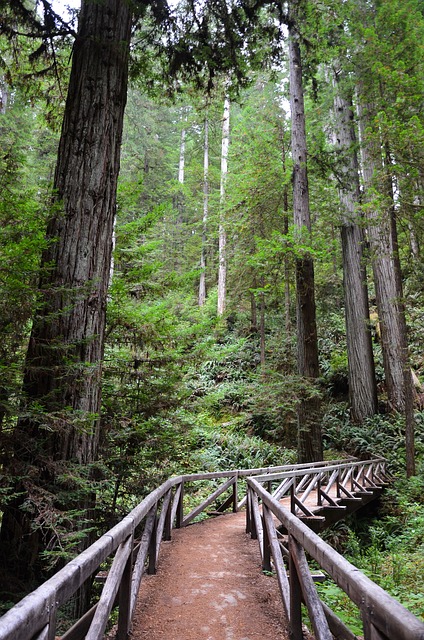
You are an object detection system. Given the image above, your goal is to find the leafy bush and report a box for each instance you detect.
[322,406,424,473]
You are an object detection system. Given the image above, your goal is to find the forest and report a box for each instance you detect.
[0,0,424,629]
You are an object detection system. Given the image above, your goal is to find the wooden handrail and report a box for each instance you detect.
[246,475,424,640]
[0,457,403,640]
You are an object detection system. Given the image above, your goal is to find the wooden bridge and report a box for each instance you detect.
[0,458,423,640]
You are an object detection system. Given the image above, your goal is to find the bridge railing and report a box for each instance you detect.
[246,472,424,640]
[0,457,410,640]
[0,459,337,640]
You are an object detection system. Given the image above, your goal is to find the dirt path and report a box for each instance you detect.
[130,511,289,640]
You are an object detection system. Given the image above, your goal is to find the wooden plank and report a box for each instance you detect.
[289,537,332,640]
[321,601,359,640]
[148,513,158,575]
[232,476,238,513]
[117,534,133,640]
[61,604,98,640]
[262,512,272,573]
[262,506,290,617]
[319,488,341,507]
[182,476,236,526]
[156,489,173,558]
[250,488,263,552]
[214,493,235,513]
[245,489,251,535]
[298,472,322,505]
[170,482,182,529]
[85,534,133,640]
[289,535,303,640]
[33,626,49,640]
[175,481,184,529]
[130,507,156,619]
[273,477,294,501]
[293,495,316,517]
[164,490,172,541]
[338,482,361,500]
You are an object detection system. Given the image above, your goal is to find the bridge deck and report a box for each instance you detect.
[130,512,290,640]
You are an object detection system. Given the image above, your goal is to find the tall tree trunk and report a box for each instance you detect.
[178,117,186,185]
[259,277,266,369]
[172,107,187,270]
[332,71,377,422]
[385,147,416,477]
[217,95,230,316]
[199,115,209,306]
[288,8,322,463]
[0,0,131,593]
[358,100,416,476]
[279,120,292,337]
[358,102,405,412]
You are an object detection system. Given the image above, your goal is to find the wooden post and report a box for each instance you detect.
[262,507,272,573]
[117,533,134,640]
[291,480,296,514]
[164,490,172,541]
[46,598,57,640]
[289,534,303,640]
[233,476,238,513]
[362,609,388,640]
[176,481,184,529]
[148,510,158,575]
[317,476,322,506]
[246,489,251,534]
[250,490,258,541]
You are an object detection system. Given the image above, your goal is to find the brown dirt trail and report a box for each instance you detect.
[130,511,289,640]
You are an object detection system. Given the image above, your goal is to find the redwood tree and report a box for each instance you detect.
[288,1,323,463]
[332,68,378,423]
[0,0,132,583]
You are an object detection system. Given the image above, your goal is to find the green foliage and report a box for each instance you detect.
[190,422,296,472]
[322,406,424,472]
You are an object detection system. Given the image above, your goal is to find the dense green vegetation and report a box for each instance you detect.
[0,0,423,627]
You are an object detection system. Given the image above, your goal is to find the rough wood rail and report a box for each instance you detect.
[0,458,421,640]
[246,473,424,640]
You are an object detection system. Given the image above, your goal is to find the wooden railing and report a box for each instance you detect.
[246,465,424,640]
[0,458,420,640]
[0,460,322,640]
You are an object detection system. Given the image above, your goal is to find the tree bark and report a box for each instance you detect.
[1,0,131,587]
[332,71,378,422]
[279,120,292,337]
[288,8,323,463]
[358,102,405,413]
[217,95,230,317]
[199,115,209,306]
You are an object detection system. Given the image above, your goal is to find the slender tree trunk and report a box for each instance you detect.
[172,107,187,270]
[408,217,420,259]
[279,121,292,337]
[250,287,258,332]
[0,76,8,113]
[259,278,266,369]
[332,71,377,422]
[217,95,230,316]
[0,0,131,590]
[199,115,209,306]
[178,119,186,185]
[288,9,322,462]
[385,147,416,477]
